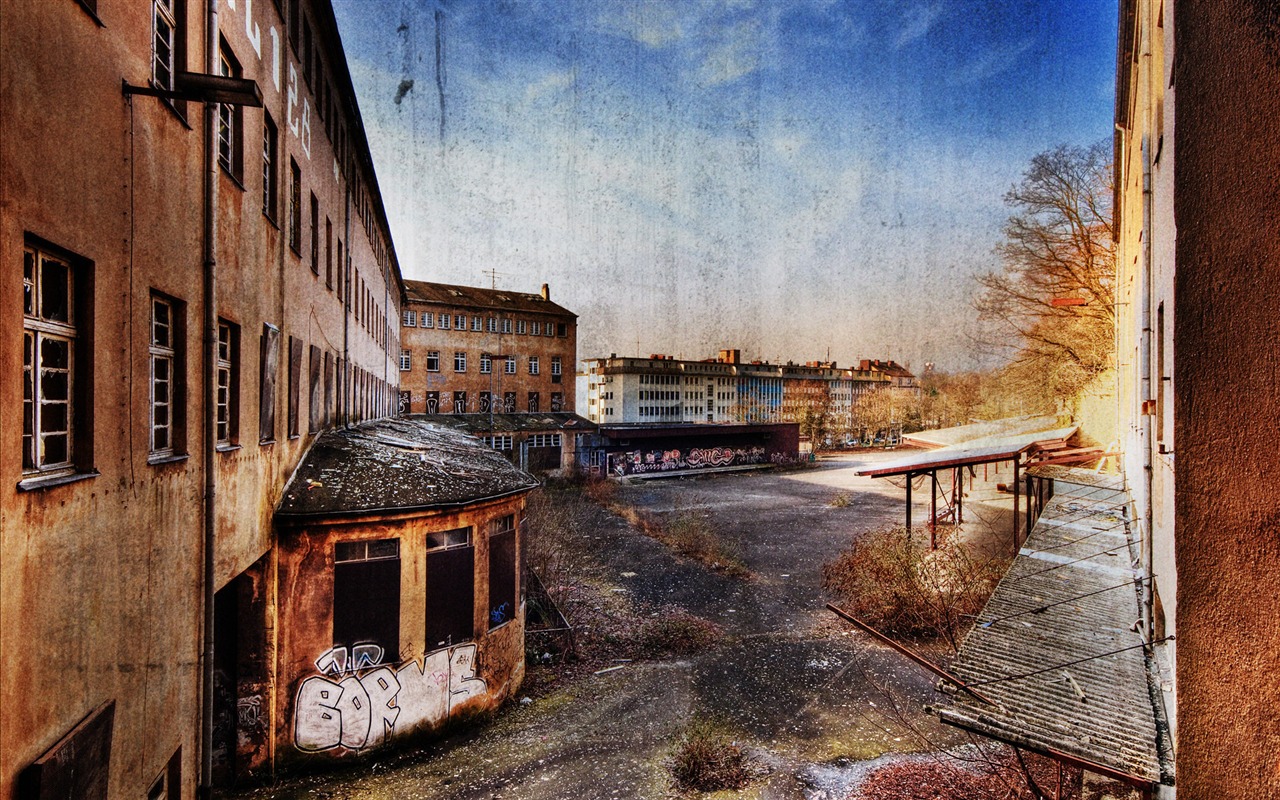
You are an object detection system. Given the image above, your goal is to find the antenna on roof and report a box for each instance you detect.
[481,268,512,289]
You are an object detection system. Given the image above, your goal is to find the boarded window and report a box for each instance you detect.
[19,701,115,800]
[259,323,279,442]
[287,336,302,437]
[426,527,474,649]
[489,515,517,628]
[308,344,322,433]
[333,539,400,658]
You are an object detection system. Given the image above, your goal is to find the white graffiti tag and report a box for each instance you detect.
[294,643,486,753]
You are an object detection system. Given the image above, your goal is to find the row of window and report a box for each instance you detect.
[401,351,562,377]
[420,391,564,414]
[21,239,394,480]
[478,433,563,451]
[402,310,568,338]
[333,516,517,657]
[638,390,678,401]
[637,406,682,417]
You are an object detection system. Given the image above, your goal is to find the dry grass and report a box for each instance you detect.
[822,526,1008,652]
[829,491,852,508]
[668,720,755,793]
[854,747,1083,800]
[635,607,723,658]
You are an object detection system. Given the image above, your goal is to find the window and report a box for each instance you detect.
[516,320,526,335]
[309,192,319,274]
[153,0,183,92]
[557,323,567,337]
[308,344,322,432]
[149,294,185,457]
[488,515,517,628]
[403,310,416,327]
[426,528,473,648]
[527,392,539,412]
[528,356,539,375]
[426,350,440,372]
[471,315,482,331]
[451,391,467,413]
[550,392,563,412]
[325,217,333,288]
[262,113,278,220]
[501,318,512,334]
[334,539,401,658]
[421,311,434,328]
[481,434,512,450]
[424,391,439,413]
[486,317,497,333]
[504,356,516,375]
[454,314,466,330]
[438,313,450,330]
[479,353,492,374]
[216,320,239,446]
[399,349,411,371]
[259,323,280,443]
[454,351,467,372]
[22,242,92,477]
[217,43,243,180]
[287,336,302,437]
[288,159,301,253]
[503,391,516,412]
[531,321,542,336]
[478,391,492,413]
[529,434,562,448]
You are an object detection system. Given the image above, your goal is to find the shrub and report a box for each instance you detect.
[636,607,722,658]
[822,526,1007,651]
[669,720,753,793]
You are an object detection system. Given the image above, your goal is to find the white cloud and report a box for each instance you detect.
[895,2,946,49]
[947,38,1036,85]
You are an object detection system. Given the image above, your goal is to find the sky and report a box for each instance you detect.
[331,0,1118,372]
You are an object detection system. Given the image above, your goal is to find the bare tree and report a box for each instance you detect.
[975,141,1115,408]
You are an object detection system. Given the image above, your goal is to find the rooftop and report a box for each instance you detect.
[412,412,596,434]
[903,414,1066,449]
[403,280,576,318]
[933,470,1167,788]
[276,418,539,520]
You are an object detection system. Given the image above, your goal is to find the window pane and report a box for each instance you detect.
[23,249,34,315]
[40,257,70,322]
[42,433,68,465]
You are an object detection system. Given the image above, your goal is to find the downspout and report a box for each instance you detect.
[343,184,351,426]
[1139,4,1156,641]
[199,0,220,797]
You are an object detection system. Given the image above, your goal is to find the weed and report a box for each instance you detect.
[822,526,1008,651]
[635,607,722,658]
[829,491,852,508]
[669,719,754,793]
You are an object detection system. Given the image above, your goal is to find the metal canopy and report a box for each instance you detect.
[854,426,1078,478]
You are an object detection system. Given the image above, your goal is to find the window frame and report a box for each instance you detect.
[479,353,492,374]
[454,351,467,373]
[215,319,240,448]
[528,356,539,376]
[399,349,411,372]
[148,293,187,460]
[261,112,278,221]
[504,356,516,375]
[288,159,302,254]
[216,41,244,182]
[426,350,441,372]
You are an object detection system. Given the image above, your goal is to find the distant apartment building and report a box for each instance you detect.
[399,281,577,416]
[584,349,903,428]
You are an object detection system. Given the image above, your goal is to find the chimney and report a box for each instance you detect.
[540,283,550,301]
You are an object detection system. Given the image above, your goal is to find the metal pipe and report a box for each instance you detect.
[1139,4,1156,639]
[199,0,219,796]
[1012,458,1021,554]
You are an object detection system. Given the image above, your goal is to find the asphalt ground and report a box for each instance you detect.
[225,451,1021,800]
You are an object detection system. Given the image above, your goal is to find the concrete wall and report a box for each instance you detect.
[1171,1,1280,795]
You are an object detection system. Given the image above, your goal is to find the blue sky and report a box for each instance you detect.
[332,0,1117,371]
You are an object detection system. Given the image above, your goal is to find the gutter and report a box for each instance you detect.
[273,481,541,525]
[198,0,219,797]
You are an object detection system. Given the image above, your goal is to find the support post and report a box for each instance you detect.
[956,467,963,525]
[1012,457,1021,556]
[905,471,912,531]
[930,469,938,549]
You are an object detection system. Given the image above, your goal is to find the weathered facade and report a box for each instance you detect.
[398,281,577,416]
[2,0,401,796]
[1115,1,1280,795]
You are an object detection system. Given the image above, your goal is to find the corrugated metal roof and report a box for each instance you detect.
[855,426,1078,478]
[276,418,539,519]
[403,279,576,318]
[934,472,1165,786]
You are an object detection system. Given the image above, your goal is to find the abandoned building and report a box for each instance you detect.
[416,411,596,474]
[578,422,801,478]
[398,280,578,415]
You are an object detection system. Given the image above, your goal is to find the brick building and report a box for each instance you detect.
[398,281,577,416]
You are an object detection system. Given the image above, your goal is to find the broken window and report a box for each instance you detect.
[488,515,517,628]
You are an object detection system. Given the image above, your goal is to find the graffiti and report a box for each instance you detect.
[611,446,768,476]
[294,643,486,753]
[489,602,512,626]
[237,695,263,730]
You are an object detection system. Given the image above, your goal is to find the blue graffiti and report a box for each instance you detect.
[490,603,512,625]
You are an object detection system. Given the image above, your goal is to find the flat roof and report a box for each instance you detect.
[902,415,1064,449]
[412,412,596,434]
[934,471,1167,787]
[276,418,539,520]
[854,426,1078,477]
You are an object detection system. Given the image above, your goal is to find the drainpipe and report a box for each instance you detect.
[199,0,220,797]
[343,184,351,426]
[1139,5,1156,641]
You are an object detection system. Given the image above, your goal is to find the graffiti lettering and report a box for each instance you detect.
[294,644,486,753]
[237,695,263,730]
[611,446,768,475]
